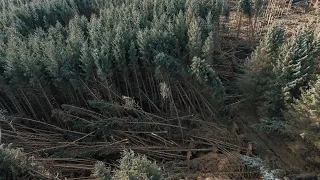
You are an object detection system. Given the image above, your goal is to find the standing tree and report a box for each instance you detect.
[202,31,215,64]
[188,17,203,61]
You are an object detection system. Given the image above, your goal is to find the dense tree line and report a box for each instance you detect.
[0,0,232,122]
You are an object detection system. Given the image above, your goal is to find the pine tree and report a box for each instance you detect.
[131,8,144,29]
[185,6,193,26]
[206,11,213,32]
[246,24,285,69]
[128,41,138,71]
[41,22,65,80]
[137,29,152,64]
[65,15,87,78]
[79,40,94,80]
[154,52,183,79]
[113,23,127,73]
[278,28,315,103]
[0,0,232,128]
[241,25,318,118]
[4,34,28,83]
[187,0,200,18]
[239,25,285,117]
[202,31,215,64]
[188,17,203,60]
[291,77,320,125]
[174,10,188,56]
[288,77,320,153]
[190,56,223,94]
[88,14,102,48]
[94,30,113,79]
[23,29,48,82]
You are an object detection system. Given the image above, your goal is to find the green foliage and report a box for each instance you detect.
[92,150,164,180]
[190,56,225,100]
[154,52,184,79]
[239,25,285,115]
[240,24,320,140]
[287,77,320,149]
[191,57,216,84]
[0,3,230,178]
[290,77,320,124]
[0,144,28,180]
[242,24,285,77]
[113,150,164,180]
[239,155,285,180]
[240,25,319,117]
[5,0,101,36]
[188,16,203,60]
[253,117,289,134]
[92,161,112,180]
[277,28,316,104]
[202,31,215,64]
[281,76,320,166]
[0,143,53,180]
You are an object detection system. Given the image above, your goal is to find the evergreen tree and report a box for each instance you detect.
[291,77,320,125]
[188,17,203,60]
[242,25,319,119]
[137,29,153,64]
[23,29,48,82]
[239,25,285,112]
[202,31,215,64]
[65,15,87,78]
[79,40,94,80]
[174,10,188,56]
[190,56,223,96]
[94,30,114,79]
[88,14,103,49]
[288,77,320,158]
[128,41,138,71]
[113,23,127,73]
[278,28,315,103]
[206,11,213,32]
[154,52,183,79]
[41,22,65,81]
[245,24,285,69]
[187,0,200,18]
[3,34,27,83]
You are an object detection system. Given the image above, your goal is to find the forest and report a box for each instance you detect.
[0,0,319,179]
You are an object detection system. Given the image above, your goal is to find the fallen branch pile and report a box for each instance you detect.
[0,102,259,179]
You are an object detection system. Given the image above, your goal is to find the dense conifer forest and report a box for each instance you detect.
[0,0,319,179]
